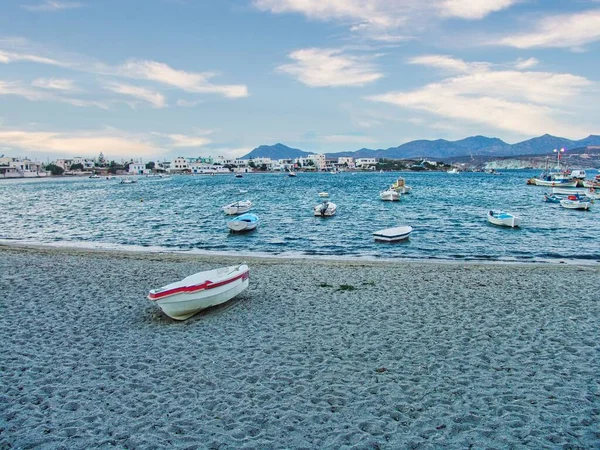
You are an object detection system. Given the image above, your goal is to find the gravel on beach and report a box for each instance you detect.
[1,246,599,449]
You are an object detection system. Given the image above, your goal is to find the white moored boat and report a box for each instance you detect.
[373,226,413,242]
[584,188,600,200]
[380,189,400,201]
[148,264,250,320]
[318,192,329,197]
[551,187,587,195]
[560,198,592,210]
[447,168,460,174]
[534,178,578,187]
[487,210,521,228]
[391,177,412,194]
[314,201,337,217]
[222,200,252,215]
[227,213,259,232]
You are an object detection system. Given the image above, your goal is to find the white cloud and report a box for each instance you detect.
[0,80,107,109]
[165,134,212,147]
[0,128,161,157]
[367,56,594,138]
[438,0,519,19]
[32,77,77,91]
[408,54,490,73]
[514,57,539,70]
[22,1,83,12]
[119,60,249,98]
[0,49,68,67]
[0,42,249,103]
[254,0,518,40]
[499,9,600,49]
[105,83,166,108]
[278,48,383,87]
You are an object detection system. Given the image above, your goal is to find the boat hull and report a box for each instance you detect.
[380,190,400,201]
[149,265,250,320]
[313,202,337,216]
[533,179,577,187]
[153,274,249,320]
[560,200,591,210]
[487,211,521,228]
[373,226,413,242]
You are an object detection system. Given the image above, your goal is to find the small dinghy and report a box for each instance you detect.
[373,226,412,242]
[585,188,600,200]
[543,193,561,203]
[228,213,259,232]
[380,189,400,201]
[120,178,137,184]
[560,196,592,210]
[314,201,337,217]
[222,200,252,215]
[318,192,329,198]
[148,264,250,320]
[487,210,521,228]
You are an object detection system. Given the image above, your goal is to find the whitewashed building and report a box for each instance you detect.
[169,157,189,173]
[0,157,48,178]
[128,163,149,175]
[355,158,377,169]
[337,157,355,169]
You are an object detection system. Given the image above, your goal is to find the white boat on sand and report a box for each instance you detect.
[314,201,337,217]
[148,264,250,320]
[227,213,259,232]
[222,200,252,215]
[380,189,400,201]
[487,210,521,228]
[373,226,413,242]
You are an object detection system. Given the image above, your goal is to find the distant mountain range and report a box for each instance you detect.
[241,134,600,161]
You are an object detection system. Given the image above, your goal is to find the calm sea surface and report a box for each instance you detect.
[1,170,599,263]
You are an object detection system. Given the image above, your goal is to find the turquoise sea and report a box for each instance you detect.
[1,170,599,263]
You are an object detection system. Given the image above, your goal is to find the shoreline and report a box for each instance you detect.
[1,245,599,448]
[2,240,599,268]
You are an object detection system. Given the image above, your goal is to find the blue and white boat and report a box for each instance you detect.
[543,193,561,203]
[227,213,259,232]
[487,210,521,228]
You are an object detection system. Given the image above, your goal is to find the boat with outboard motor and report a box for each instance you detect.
[314,201,337,217]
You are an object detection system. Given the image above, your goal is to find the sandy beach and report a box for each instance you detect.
[1,245,599,449]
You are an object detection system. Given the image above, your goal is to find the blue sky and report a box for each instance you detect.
[1,0,600,161]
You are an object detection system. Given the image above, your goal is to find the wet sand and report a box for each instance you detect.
[1,245,599,449]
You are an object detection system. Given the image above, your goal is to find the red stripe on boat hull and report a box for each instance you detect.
[148,270,249,301]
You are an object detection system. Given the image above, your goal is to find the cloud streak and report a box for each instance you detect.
[368,55,594,138]
[278,48,383,87]
[498,9,600,49]
[105,83,166,108]
[22,1,83,12]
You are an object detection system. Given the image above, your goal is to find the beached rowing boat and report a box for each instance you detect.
[148,264,250,320]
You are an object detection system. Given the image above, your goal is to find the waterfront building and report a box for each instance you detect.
[356,158,377,169]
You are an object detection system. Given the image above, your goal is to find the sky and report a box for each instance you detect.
[1,0,600,162]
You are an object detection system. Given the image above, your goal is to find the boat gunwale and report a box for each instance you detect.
[148,269,249,301]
